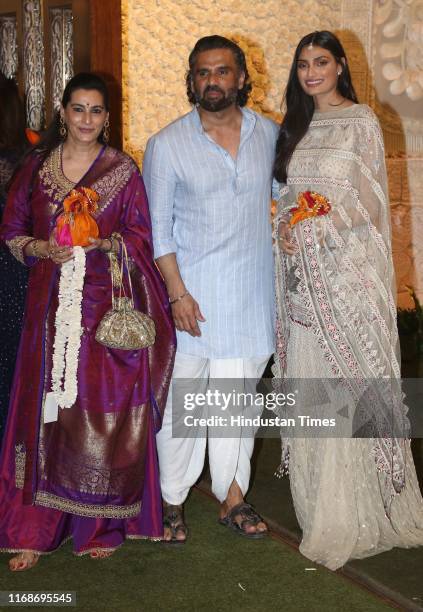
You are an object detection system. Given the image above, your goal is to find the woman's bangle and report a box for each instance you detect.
[169,291,189,305]
[101,238,114,253]
[32,239,49,259]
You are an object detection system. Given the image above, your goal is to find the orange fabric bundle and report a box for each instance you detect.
[289,191,331,227]
[56,187,100,247]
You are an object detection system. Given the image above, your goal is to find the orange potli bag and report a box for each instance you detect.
[55,187,99,246]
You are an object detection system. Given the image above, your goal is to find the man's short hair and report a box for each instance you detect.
[186,35,252,107]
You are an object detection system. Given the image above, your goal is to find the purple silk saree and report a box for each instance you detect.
[0,145,176,554]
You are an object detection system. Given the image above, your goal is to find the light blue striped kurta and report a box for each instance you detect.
[143,106,278,358]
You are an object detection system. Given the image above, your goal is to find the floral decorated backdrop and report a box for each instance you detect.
[353,0,423,309]
[122,0,423,308]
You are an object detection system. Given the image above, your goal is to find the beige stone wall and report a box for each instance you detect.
[122,0,423,307]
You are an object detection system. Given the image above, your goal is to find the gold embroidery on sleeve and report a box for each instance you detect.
[6,236,34,264]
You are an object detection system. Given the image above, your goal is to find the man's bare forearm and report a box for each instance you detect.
[155,253,187,301]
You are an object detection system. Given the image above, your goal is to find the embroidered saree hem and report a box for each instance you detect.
[0,536,72,556]
[0,533,163,557]
[34,492,141,519]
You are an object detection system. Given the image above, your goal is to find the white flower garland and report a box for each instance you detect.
[51,246,86,408]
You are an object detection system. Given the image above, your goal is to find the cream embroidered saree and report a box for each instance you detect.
[273,104,423,570]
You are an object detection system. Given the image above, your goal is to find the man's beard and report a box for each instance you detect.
[195,86,238,112]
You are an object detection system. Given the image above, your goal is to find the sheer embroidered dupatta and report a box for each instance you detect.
[273,107,409,508]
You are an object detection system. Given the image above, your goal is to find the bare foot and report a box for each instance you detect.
[9,552,40,571]
[89,549,114,559]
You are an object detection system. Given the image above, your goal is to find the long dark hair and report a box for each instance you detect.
[274,31,358,183]
[0,73,27,154]
[34,72,110,159]
[186,35,252,107]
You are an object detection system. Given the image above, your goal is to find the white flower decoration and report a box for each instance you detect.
[376,0,423,101]
[51,246,86,409]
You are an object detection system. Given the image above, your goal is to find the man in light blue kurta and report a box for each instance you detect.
[143,35,278,542]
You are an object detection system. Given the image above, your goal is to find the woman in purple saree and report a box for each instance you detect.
[0,73,175,569]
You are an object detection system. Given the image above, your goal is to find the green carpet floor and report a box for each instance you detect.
[231,435,423,610]
[0,489,394,612]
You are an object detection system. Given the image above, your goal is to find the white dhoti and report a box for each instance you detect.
[156,352,270,504]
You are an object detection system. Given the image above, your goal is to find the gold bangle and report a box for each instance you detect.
[169,291,189,305]
[33,239,48,259]
[101,238,113,253]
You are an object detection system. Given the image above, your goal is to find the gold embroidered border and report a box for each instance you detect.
[73,543,122,557]
[126,535,163,542]
[73,536,162,555]
[0,536,72,556]
[39,145,135,216]
[91,153,134,216]
[34,491,141,518]
[39,146,75,213]
[6,236,34,265]
[37,402,148,496]
[15,444,26,489]
[0,534,161,557]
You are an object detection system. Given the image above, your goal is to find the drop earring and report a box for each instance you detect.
[59,116,67,138]
[102,118,110,143]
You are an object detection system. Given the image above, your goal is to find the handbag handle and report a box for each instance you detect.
[108,233,135,309]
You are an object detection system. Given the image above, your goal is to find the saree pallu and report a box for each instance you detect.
[273,104,423,570]
[0,145,176,554]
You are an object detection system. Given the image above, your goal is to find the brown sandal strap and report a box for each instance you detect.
[163,504,188,537]
[227,502,264,529]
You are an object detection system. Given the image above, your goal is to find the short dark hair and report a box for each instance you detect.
[186,35,252,107]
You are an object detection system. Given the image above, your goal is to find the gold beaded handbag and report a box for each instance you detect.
[95,233,156,350]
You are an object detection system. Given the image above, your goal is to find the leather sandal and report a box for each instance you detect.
[219,502,268,539]
[163,503,188,544]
